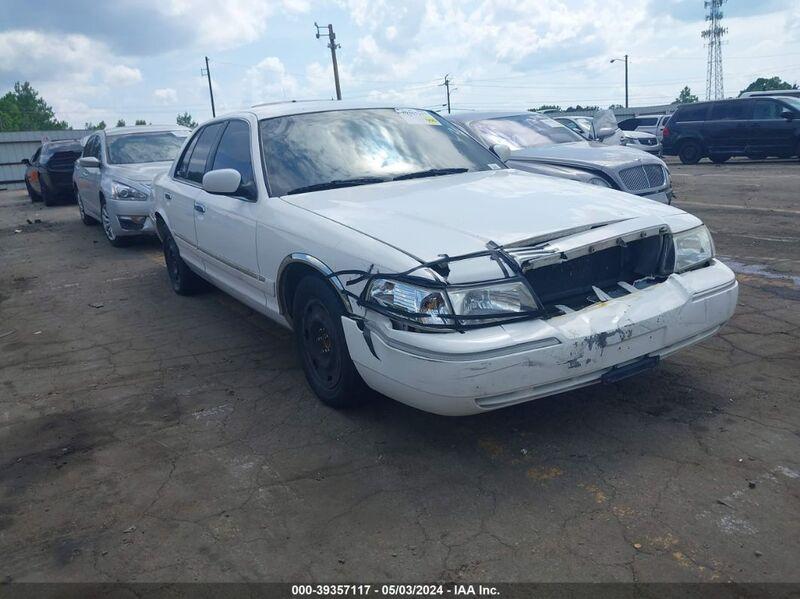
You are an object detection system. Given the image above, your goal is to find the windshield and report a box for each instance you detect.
[106,131,189,165]
[782,97,800,111]
[467,115,583,150]
[259,108,503,196]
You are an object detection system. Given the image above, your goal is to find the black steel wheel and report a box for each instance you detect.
[292,276,369,408]
[678,141,703,165]
[163,232,203,295]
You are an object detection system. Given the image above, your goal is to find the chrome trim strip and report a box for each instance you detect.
[172,231,265,282]
[276,253,353,315]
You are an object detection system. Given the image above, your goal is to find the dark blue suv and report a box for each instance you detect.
[662,96,800,164]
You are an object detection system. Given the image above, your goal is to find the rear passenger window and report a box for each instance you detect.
[186,122,225,184]
[175,133,199,180]
[710,101,752,120]
[752,100,782,120]
[210,120,256,200]
[638,117,658,126]
[675,104,708,122]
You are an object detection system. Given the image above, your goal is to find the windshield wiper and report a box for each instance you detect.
[393,168,469,181]
[285,177,388,195]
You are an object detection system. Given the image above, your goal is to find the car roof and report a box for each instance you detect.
[218,100,441,121]
[103,124,190,136]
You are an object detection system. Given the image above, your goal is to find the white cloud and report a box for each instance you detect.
[245,57,299,104]
[154,87,179,105]
[104,64,143,86]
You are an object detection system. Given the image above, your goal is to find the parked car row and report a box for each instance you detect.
[20,102,741,416]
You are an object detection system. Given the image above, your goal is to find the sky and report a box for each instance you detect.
[1,0,800,129]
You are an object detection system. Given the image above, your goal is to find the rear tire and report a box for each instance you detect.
[710,154,731,164]
[678,141,703,165]
[292,276,370,409]
[163,232,204,295]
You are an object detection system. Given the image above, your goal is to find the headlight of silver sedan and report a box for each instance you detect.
[111,180,149,201]
[672,225,715,273]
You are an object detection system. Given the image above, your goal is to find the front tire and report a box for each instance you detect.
[163,232,203,295]
[679,141,703,165]
[41,180,56,206]
[26,180,41,203]
[76,189,97,225]
[292,276,369,408]
[101,202,128,247]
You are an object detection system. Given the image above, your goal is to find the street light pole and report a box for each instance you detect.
[610,55,629,108]
[315,22,342,100]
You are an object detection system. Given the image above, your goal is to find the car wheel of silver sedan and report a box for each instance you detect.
[101,202,127,247]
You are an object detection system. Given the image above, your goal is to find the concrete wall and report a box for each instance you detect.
[0,130,91,190]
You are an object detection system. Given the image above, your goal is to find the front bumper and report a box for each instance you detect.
[106,198,156,237]
[343,259,737,416]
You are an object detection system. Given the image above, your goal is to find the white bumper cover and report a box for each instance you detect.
[343,260,738,416]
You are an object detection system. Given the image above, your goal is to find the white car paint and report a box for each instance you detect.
[151,101,737,416]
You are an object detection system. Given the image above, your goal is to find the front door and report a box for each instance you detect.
[192,119,264,310]
[749,99,796,156]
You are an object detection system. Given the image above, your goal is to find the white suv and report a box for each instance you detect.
[151,102,737,416]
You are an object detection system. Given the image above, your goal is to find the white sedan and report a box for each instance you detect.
[151,101,737,416]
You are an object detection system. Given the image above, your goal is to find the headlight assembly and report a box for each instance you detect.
[367,278,451,325]
[587,176,611,188]
[672,225,715,273]
[449,281,537,324]
[112,180,149,201]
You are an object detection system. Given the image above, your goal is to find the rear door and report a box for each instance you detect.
[193,118,265,309]
[160,122,225,271]
[78,135,103,216]
[749,99,796,156]
[706,100,753,155]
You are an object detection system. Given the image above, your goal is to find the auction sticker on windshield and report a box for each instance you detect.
[395,108,441,125]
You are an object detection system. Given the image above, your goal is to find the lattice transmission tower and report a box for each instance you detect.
[702,0,728,100]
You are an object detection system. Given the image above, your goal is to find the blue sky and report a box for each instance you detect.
[1,0,799,128]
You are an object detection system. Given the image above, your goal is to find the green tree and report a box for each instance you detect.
[740,76,798,95]
[673,86,699,104]
[176,112,197,129]
[116,119,126,127]
[529,104,562,112]
[84,121,106,130]
[0,81,69,131]
[135,119,147,125]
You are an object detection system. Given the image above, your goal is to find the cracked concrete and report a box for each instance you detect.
[1,157,799,582]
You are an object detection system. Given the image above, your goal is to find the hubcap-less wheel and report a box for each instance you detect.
[300,299,342,391]
[165,237,182,291]
[101,204,116,241]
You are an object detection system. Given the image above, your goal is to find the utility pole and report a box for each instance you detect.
[315,22,342,100]
[441,74,452,114]
[610,55,629,108]
[201,56,216,117]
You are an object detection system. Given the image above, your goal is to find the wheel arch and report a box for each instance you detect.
[276,254,353,325]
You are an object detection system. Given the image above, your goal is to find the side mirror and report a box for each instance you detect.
[491,143,511,162]
[595,126,618,140]
[781,109,794,121]
[202,168,241,195]
[21,158,30,166]
[79,156,101,168]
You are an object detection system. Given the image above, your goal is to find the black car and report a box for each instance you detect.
[22,140,83,206]
[662,96,800,164]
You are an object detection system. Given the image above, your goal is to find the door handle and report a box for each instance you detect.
[164,192,172,201]
[194,203,206,214]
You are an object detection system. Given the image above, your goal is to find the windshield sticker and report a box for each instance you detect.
[487,163,502,170]
[395,108,441,125]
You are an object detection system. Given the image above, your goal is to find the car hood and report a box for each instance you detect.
[281,169,689,262]
[106,161,173,185]
[509,142,663,171]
